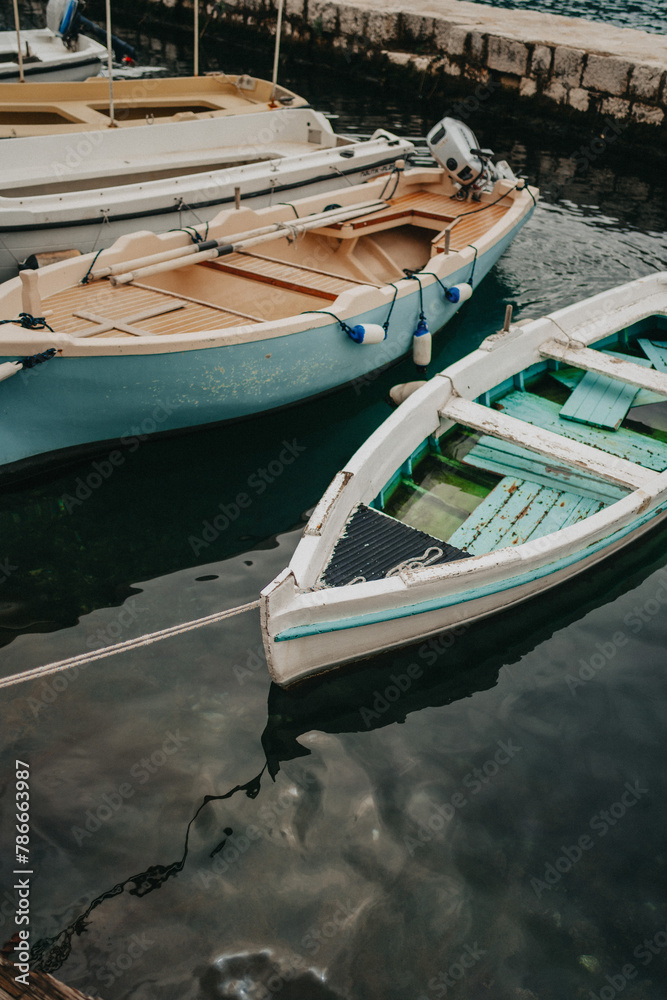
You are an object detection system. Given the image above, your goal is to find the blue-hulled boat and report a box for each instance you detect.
[0,155,537,478]
[260,273,667,685]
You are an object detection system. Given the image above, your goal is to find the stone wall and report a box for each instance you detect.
[202,0,667,130]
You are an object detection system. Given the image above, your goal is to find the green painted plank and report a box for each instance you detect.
[639,338,667,373]
[465,437,627,503]
[496,391,667,471]
[448,475,602,556]
[530,493,602,538]
[558,352,653,431]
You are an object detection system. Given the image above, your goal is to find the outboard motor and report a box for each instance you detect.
[426,117,516,196]
[46,0,79,37]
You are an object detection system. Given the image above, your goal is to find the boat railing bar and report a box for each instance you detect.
[540,340,667,397]
[93,200,388,282]
[440,395,655,491]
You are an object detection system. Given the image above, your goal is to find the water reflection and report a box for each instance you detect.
[27,513,667,990]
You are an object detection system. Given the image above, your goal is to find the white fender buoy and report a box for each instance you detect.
[389,381,427,406]
[412,317,432,369]
[348,323,386,344]
[446,283,473,303]
[0,362,22,383]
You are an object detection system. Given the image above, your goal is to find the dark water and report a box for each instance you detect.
[2,6,667,1000]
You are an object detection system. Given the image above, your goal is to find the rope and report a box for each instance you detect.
[0,599,260,690]
[300,309,353,335]
[0,313,54,332]
[469,245,478,287]
[386,546,444,577]
[383,283,400,335]
[169,224,208,244]
[277,202,300,218]
[80,248,105,285]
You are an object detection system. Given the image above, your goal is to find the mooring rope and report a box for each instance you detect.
[0,600,261,690]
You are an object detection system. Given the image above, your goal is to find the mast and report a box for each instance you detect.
[194,0,199,75]
[104,0,116,126]
[12,0,25,83]
[271,0,285,101]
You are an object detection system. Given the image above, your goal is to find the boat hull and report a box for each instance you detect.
[0,219,525,473]
[263,503,667,685]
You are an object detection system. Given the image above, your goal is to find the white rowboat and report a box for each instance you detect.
[261,273,667,685]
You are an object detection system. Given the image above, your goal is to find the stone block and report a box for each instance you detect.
[468,30,486,63]
[531,45,552,75]
[630,64,664,102]
[434,21,468,56]
[600,96,631,118]
[552,46,584,87]
[568,88,590,112]
[487,35,528,76]
[632,103,664,125]
[285,0,304,16]
[401,13,435,43]
[367,12,398,47]
[545,80,567,104]
[583,55,632,96]
[309,1,338,33]
[519,77,537,97]
[338,7,367,36]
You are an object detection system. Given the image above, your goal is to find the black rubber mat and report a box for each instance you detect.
[321,504,470,587]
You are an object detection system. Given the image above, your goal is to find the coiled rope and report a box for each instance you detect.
[0,599,260,690]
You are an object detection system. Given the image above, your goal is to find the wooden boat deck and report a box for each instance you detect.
[44,281,259,338]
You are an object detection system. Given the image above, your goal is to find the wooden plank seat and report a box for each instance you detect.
[462,436,628,503]
[481,390,667,474]
[558,351,654,430]
[448,475,605,556]
[440,394,658,490]
[540,340,667,397]
[639,338,667,373]
[200,251,364,301]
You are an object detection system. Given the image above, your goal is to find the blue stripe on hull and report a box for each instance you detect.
[275,500,667,641]
[0,212,533,467]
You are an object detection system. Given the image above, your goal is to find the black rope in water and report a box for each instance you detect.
[80,248,105,285]
[0,313,54,332]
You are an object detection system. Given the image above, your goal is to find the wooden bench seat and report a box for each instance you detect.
[558,351,654,430]
[200,252,363,301]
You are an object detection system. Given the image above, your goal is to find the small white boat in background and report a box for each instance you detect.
[0,0,109,83]
[0,127,537,476]
[0,109,413,282]
[261,273,667,686]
